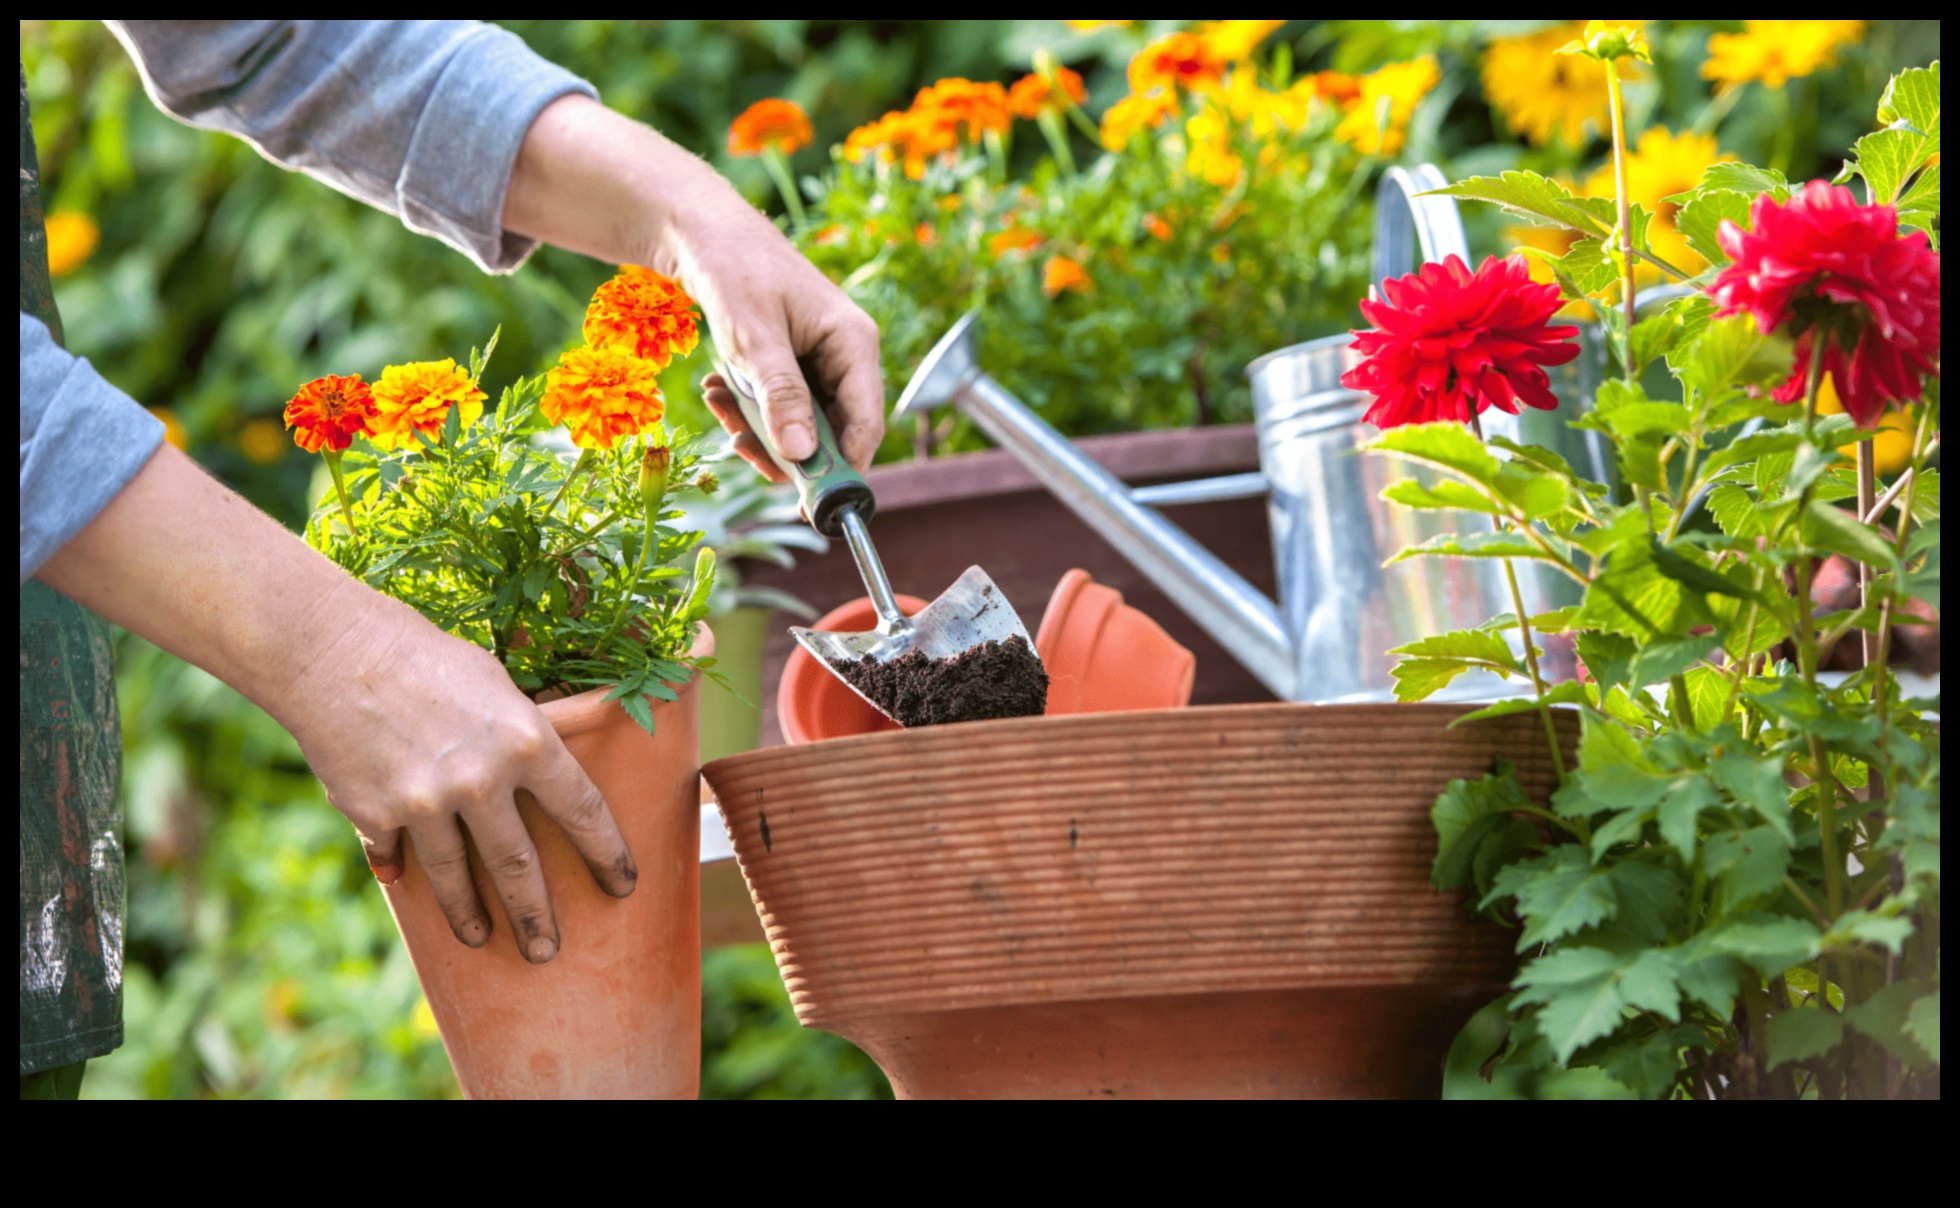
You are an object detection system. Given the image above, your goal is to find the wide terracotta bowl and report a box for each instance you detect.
[702,701,1573,1100]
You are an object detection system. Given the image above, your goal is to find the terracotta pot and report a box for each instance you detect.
[703,702,1575,1099]
[385,627,712,1099]
[1038,569,1195,715]
[776,593,928,744]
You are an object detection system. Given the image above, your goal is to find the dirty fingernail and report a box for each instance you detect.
[458,919,489,947]
[780,421,814,459]
[526,936,559,963]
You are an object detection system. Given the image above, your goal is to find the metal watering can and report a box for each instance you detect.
[893,166,1615,703]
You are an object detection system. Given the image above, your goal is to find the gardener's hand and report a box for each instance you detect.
[35,444,634,963]
[502,94,887,480]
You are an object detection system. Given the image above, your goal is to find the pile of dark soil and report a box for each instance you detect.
[831,634,1048,727]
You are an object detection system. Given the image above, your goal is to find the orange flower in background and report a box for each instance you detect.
[1009,67,1088,118]
[147,407,187,450]
[239,418,288,464]
[1304,71,1362,107]
[1128,33,1226,95]
[990,225,1045,256]
[369,360,486,450]
[1142,213,1173,241]
[542,346,666,451]
[916,78,1013,142]
[1043,254,1093,298]
[845,108,958,180]
[914,222,938,247]
[1334,55,1441,156]
[1100,89,1179,150]
[1196,20,1285,63]
[583,266,700,369]
[727,98,814,157]
[284,374,377,453]
[43,211,99,277]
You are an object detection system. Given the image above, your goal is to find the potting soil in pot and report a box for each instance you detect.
[830,634,1048,727]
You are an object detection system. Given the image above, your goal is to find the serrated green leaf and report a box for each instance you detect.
[1492,466,1571,519]
[1703,824,1790,912]
[1824,909,1914,954]
[1702,913,1822,977]
[1683,666,1731,733]
[1904,990,1940,1063]
[1386,530,1560,565]
[1627,633,1719,689]
[1676,162,1790,202]
[1802,500,1901,571]
[1609,861,1683,944]
[1366,421,1501,485]
[1450,682,1588,725]
[1648,539,1761,603]
[1511,846,1620,948]
[1431,761,1530,890]
[1852,127,1932,207]
[1574,631,1637,699]
[1705,748,1791,841]
[1579,539,1715,639]
[1391,659,1487,702]
[1556,236,1619,296]
[1674,188,1754,266]
[1426,171,1614,236]
[1898,161,1941,223]
[618,691,656,734]
[1381,478,1502,514]
[1656,775,1722,863]
[1616,948,1683,1018]
[1673,953,1744,1018]
[1844,980,1939,1070]
[1670,314,1791,402]
[1876,62,1941,134]
[1766,1007,1845,1070]
[1514,945,1681,1065]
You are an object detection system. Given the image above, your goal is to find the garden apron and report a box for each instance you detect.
[18,63,126,1085]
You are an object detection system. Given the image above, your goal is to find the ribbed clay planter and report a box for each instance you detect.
[702,702,1574,1099]
[385,628,710,1100]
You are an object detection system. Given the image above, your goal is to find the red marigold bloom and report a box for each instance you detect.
[283,373,377,453]
[728,98,814,157]
[1341,254,1580,429]
[583,266,700,369]
[1707,180,1940,428]
[1128,33,1226,95]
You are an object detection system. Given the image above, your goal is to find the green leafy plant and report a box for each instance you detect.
[1375,53,1940,1099]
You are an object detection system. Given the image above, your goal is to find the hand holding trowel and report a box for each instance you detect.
[712,361,1047,727]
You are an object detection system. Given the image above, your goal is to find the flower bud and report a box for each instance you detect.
[683,546,717,618]
[693,470,720,495]
[639,443,672,513]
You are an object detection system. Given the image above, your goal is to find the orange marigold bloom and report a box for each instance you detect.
[1100,89,1180,151]
[728,98,814,157]
[990,226,1045,256]
[844,108,959,180]
[1043,255,1093,298]
[1128,33,1226,95]
[915,78,1012,142]
[1305,70,1362,106]
[915,222,938,247]
[369,360,487,451]
[583,266,701,369]
[1142,212,1174,241]
[284,374,377,453]
[1008,67,1089,118]
[542,346,666,451]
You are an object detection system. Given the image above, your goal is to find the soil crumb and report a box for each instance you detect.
[831,634,1048,727]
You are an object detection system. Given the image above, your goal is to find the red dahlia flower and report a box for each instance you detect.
[1342,254,1580,429]
[1708,180,1940,428]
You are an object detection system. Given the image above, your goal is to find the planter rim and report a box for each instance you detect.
[540,623,714,740]
[866,424,1257,513]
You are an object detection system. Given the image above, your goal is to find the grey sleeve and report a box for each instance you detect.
[104,20,597,274]
[19,313,167,583]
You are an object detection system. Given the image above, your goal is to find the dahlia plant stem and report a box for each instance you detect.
[322,449,358,536]
[1602,58,1639,373]
[760,146,808,230]
[1856,440,1878,669]
[1790,351,1845,918]
[1870,405,1935,738]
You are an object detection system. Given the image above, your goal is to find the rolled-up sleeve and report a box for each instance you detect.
[105,21,596,273]
[19,313,167,582]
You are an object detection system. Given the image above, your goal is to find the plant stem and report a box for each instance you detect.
[1791,351,1844,917]
[1720,564,1767,724]
[1603,59,1639,374]
[323,450,358,536]
[545,447,598,520]
[1503,555,1567,784]
[761,146,808,230]
[1036,109,1077,175]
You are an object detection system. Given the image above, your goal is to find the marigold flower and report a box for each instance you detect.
[1707,181,1940,428]
[1341,254,1580,429]
[1335,56,1441,156]
[1483,23,1643,147]
[583,266,700,369]
[1216,69,1312,138]
[1196,20,1286,63]
[1100,89,1179,151]
[284,373,378,453]
[1043,254,1093,298]
[368,360,486,450]
[542,346,666,451]
[916,78,1013,143]
[1129,33,1226,95]
[1304,71,1362,107]
[1008,67,1089,118]
[990,225,1045,256]
[1703,21,1866,91]
[1185,108,1242,187]
[843,107,961,180]
[1583,127,1734,274]
[1065,20,1129,31]
[43,211,99,277]
[727,98,814,157]
[1142,213,1173,241]
[915,222,938,247]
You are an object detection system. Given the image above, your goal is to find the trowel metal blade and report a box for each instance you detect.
[790,566,1035,718]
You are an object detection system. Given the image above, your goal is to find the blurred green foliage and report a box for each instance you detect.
[21,19,1935,1099]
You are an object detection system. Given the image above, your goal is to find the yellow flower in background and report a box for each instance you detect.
[147,406,187,450]
[410,998,441,1039]
[1043,254,1093,298]
[1217,69,1311,138]
[239,418,288,464]
[1334,56,1440,156]
[1704,21,1866,91]
[1100,89,1180,151]
[1197,20,1286,63]
[368,359,487,450]
[1584,127,1734,274]
[1184,107,1242,186]
[1065,20,1131,32]
[1483,22,1644,147]
[1818,375,1917,475]
[1506,221,1594,317]
[44,211,99,277]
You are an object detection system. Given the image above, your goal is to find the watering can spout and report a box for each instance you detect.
[896,313,1298,701]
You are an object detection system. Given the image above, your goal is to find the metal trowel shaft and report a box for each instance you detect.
[839,506,905,633]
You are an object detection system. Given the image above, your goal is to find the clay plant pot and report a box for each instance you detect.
[702,702,1575,1099]
[385,627,712,1099]
[1038,569,1196,715]
[776,593,928,744]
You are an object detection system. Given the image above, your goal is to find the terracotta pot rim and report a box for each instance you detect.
[540,623,715,739]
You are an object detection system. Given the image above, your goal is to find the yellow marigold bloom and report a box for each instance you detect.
[44,211,99,277]
[1043,254,1093,298]
[1065,20,1130,31]
[1008,66,1089,118]
[1184,108,1242,187]
[727,98,814,157]
[542,346,665,451]
[1818,374,1915,475]
[1197,20,1286,63]
[1703,21,1867,91]
[1129,33,1226,95]
[1483,22,1643,147]
[239,417,288,464]
[1100,89,1180,151]
[583,266,700,370]
[369,359,486,450]
[147,406,187,450]
[1583,127,1734,275]
[1217,69,1310,138]
[990,225,1044,256]
[1335,56,1440,156]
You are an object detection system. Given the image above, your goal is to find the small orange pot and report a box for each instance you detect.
[777,593,928,744]
[384,627,711,1099]
[1037,569,1195,715]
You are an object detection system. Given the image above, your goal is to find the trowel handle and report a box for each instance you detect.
[716,360,876,538]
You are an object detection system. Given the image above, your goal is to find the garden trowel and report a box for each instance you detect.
[714,361,1036,721]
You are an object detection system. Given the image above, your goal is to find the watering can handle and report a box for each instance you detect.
[716,360,876,538]
[1372,164,1471,291]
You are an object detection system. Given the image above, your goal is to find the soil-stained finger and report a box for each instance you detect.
[524,737,638,898]
[460,802,562,964]
[407,818,491,947]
